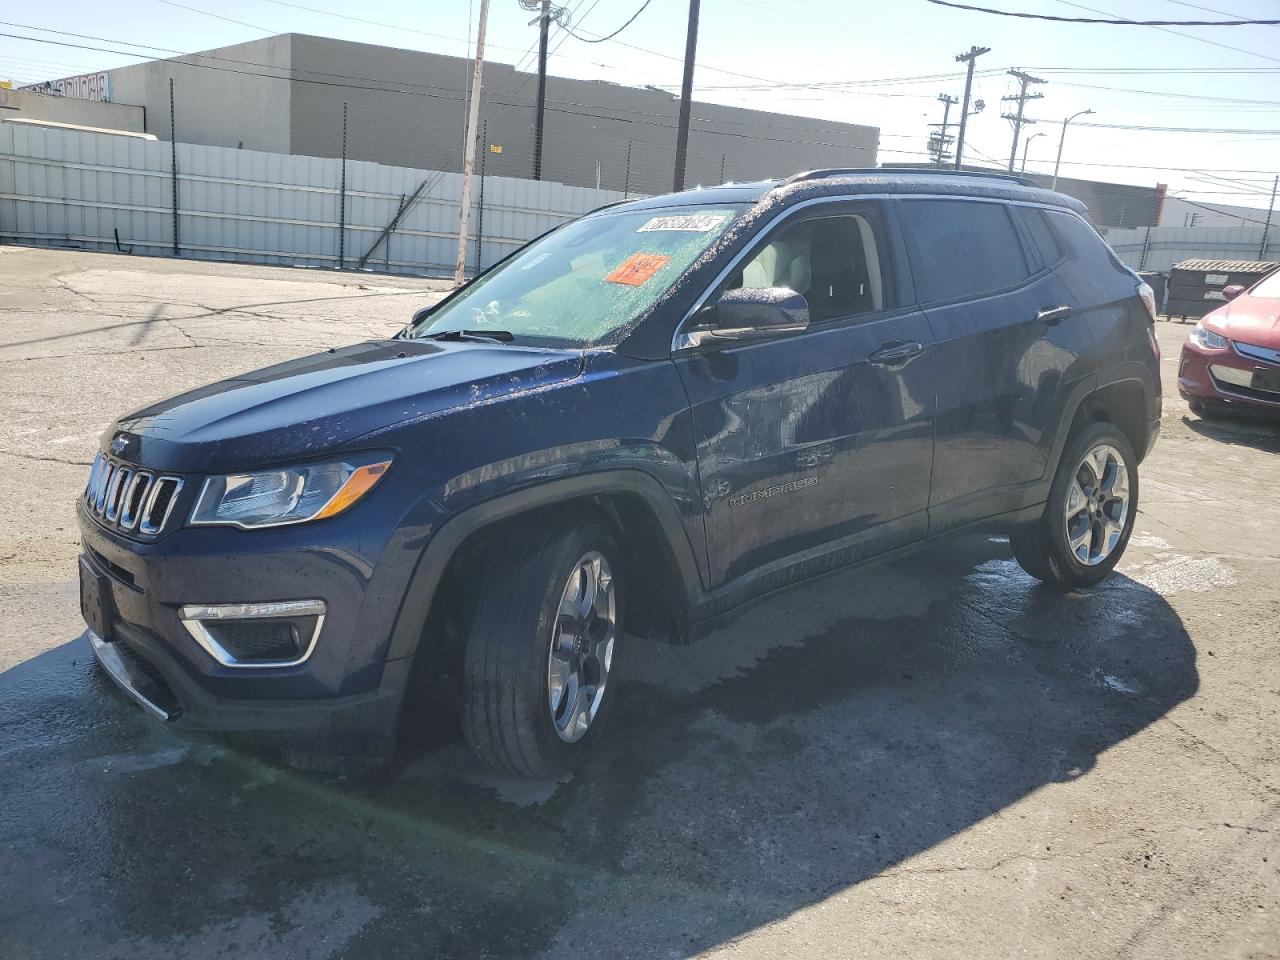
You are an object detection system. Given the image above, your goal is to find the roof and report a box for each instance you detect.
[1171,259,1278,273]
[0,117,157,140]
[614,168,1087,216]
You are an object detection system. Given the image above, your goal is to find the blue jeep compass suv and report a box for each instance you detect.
[78,169,1162,777]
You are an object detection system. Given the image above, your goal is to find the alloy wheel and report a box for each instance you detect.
[546,550,616,743]
[1063,443,1130,566]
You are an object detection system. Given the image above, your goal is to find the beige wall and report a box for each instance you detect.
[108,36,292,154]
[0,88,145,132]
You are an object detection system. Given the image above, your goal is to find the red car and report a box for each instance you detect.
[1179,268,1280,417]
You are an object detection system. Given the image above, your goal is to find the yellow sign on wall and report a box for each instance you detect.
[488,144,503,154]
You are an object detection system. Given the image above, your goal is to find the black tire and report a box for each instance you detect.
[1188,398,1214,419]
[461,514,623,778]
[1010,421,1139,590]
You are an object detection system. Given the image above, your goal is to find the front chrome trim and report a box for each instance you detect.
[178,600,327,669]
[119,471,152,530]
[138,476,183,536]
[1234,340,1280,366]
[1209,364,1256,388]
[88,629,178,722]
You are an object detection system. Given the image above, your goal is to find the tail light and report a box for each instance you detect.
[1138,282,1160,360]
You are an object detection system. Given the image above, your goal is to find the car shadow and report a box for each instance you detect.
[0,536,1198,959]
[1182,411,1280,452]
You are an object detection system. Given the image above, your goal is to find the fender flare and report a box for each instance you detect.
[1045,367,1153,484]
[383,469,704,662]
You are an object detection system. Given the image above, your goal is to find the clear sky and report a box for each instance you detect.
[2,0,1278,209]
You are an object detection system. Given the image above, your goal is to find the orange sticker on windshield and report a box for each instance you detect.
[605,253,671,286]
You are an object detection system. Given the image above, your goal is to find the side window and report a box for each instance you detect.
[1046,210,1131,277]
[1014,206,1063,269]
[723,207,896,323]
[899,199,1030,304]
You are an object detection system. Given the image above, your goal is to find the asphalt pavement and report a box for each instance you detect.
[1,246,1277,959]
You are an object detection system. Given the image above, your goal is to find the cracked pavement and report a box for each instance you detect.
[1,246,1278,959]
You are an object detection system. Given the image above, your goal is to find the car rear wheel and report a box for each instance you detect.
[1010,422,1138,590]
[461,515,622,778]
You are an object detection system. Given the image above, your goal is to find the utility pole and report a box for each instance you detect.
[1002,68,1046,173]
[532,0,551,180]
[672,0,701,192]
[953,45,990,171]
[454,0,489,286]
[928,93,958,167]
[1260,175,1278,260]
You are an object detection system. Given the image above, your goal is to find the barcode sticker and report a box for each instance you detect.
[636,214,728,233]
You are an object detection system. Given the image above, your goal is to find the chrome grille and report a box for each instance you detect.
[84,453,184,538]
[1234,340,1280,366]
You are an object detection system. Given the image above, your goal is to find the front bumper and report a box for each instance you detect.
[1179,339,1280,414]
[77,488,427,746]
[88,625,409,753]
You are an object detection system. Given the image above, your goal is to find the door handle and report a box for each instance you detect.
[1036,305,1072,325]
[868,341,925,366]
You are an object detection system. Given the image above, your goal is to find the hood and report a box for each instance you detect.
[109,340,583,473]
[1206,293,1280,349]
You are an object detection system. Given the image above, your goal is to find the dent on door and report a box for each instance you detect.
[678,312,935,588]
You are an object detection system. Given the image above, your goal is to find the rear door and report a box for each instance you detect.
[674,199,936,589]
[896,197,1093,531]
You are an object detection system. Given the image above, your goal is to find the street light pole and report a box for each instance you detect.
[1020,131,1045,174]
[1051,109,1094,191]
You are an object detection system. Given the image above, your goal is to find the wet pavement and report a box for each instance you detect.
[1,247,1277,959]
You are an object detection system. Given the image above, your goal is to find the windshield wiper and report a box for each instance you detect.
[418,329,514,344]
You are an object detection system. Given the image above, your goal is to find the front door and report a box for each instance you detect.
[674,201,936,590]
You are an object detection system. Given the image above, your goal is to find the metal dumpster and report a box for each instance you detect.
[1165,259,1278,322]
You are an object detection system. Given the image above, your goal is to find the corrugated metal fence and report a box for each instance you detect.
[0,123,630,277]
[1104,224,1278,274]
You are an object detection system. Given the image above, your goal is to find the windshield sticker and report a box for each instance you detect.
[605,253,672,286]
[636,214,729,233]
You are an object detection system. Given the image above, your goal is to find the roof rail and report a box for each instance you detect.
[782,167,1041,189]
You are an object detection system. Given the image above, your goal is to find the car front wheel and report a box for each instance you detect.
[461,515,622,778]
[1010,422,1139,590]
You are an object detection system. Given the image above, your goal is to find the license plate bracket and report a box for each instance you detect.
[79,556,116,642]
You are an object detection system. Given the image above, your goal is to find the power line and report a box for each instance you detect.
[1055,0,1280,64]
[924,0,1280,24]
[1037,119,1280,134]
[152,0,273,32]
[1165,195,1275,226]
[563,0,653,43]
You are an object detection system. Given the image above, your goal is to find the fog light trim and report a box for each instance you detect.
[1209,364,1255,388]
[179,600,326,669]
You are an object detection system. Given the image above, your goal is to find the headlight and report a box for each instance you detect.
[190,455,392,529]
[1190,322,1228,350]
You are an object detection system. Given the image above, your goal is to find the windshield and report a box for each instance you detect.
[408,205,743,346]
[1249,269,1280,299]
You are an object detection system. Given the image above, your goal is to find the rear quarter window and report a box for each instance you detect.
[1046,210,1132,278]
[899,199,1030,304]
[1013,206,1063,269]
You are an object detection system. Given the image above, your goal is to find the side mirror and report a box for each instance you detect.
[1222,284,1246,301]
[680,287,810,349]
